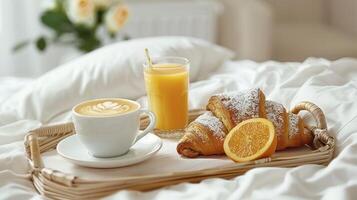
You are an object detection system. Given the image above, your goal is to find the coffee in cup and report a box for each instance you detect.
[72,98,156,158]
[75,99,139,116]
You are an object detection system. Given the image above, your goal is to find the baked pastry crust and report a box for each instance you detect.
[287,113,305,147]
[177,111,228,157]
[265,100,288,150]
[207,88,266,131]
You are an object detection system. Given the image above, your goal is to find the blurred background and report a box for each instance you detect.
[1,0,357,77]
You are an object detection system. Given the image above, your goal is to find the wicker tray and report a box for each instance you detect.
[24,102,335,200]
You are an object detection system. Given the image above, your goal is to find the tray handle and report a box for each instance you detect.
[26,133,44,170]
[291,101,334,149]
[24,123,75,166]
[24,123,77,186]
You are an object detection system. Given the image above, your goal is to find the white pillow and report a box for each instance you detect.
[1,37,233,123]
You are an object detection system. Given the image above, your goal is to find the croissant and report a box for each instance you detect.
[176,111,228,157]
[265,100,288,150]
[177,89,313,158]
[207,88,266,131]
[287,112,312,148]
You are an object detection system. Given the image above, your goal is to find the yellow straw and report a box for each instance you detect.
[145,48,153,68]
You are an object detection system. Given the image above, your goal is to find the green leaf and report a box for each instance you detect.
[36,37,47,51]
[74,25,93,38]
[41,10,72,33]
[13,40,30,52]
[77,36,101,52]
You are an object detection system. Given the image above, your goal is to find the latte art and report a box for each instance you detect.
[88,101,130,115]
[75,99,138,116]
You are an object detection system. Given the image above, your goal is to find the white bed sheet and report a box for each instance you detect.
[0,77,32,104]
[1,58,357,200]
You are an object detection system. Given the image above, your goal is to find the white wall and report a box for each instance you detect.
[0,0,44,77]
[329,0,357,35]
[218,0,273,61]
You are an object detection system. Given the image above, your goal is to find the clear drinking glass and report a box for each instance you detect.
[143,57,189,137]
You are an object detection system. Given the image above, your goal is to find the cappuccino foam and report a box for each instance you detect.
[75,99,138,116]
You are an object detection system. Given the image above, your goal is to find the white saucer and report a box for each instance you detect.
[56,133,162,168]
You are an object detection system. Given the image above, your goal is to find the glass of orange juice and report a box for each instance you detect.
[144,56,189,137]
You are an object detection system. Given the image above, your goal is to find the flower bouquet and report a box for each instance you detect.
[14,0,129,53]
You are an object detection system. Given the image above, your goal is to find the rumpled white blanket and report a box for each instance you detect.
[1,58,357,200]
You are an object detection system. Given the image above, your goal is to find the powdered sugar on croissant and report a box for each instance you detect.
[177,111,228,157]
[265,101,288,150]
[218,88,260,122]
[195,111,226,141]
[207,88,266,131]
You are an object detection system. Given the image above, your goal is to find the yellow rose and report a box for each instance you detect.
[67,0,96,27]
[105,4,129,33]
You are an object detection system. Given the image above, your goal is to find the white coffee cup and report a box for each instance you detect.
[72,98,156,158]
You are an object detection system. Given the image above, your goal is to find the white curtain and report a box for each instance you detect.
[0,0,78,77]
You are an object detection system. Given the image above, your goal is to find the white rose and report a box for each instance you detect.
[93,0,113,9]
[67,0,96,27]
[105,4,129,33]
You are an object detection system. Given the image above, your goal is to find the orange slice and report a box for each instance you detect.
[224,118,277,162]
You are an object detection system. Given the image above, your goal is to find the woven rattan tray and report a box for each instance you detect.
[24,103,335,200]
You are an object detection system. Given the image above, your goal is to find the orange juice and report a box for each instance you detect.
[144,61,189,131]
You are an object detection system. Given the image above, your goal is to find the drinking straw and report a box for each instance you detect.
[145,48,153,68]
